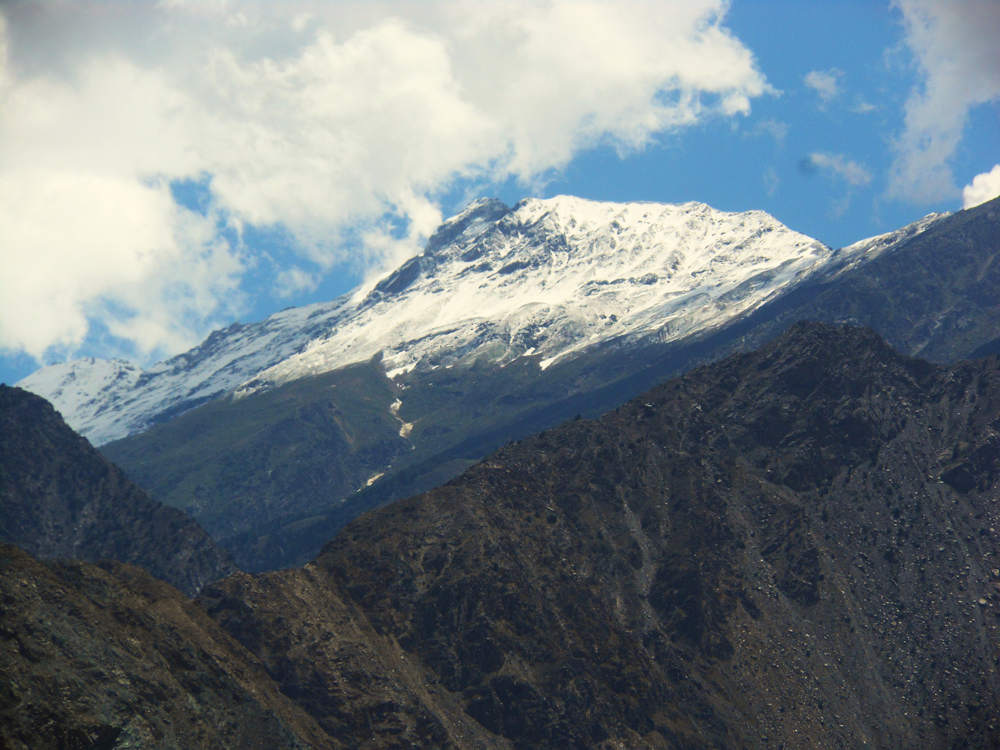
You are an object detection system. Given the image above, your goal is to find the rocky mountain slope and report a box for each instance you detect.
[6,324,999,749]
[198,322,1000,749]
[711,192,1000,363]
[0,545,330,750]
[101,359,414,567]
[0,385,235,595]
[20,195,870,446]
[100,200,1000,572]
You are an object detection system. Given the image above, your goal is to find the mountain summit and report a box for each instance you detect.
[20,196,871,445]
[248,196,835,387]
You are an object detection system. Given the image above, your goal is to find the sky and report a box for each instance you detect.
[1,0,999,386]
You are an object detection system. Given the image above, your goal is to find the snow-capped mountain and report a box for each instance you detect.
[818,210,949,280]
[18,196,944,445]
[242,196,832,389]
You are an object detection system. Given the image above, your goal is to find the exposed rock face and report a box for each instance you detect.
[0,386,235,595]
[0,544,329,750]
[200,323,1000,749]
[201,567,513,749]
[5,324,1000,749]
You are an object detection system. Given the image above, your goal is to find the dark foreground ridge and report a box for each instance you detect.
[0,544,326,749]
[0,386,235,596]
[5,323,1000,748]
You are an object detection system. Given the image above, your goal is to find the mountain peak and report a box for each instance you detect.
[253,195,831,387]
[17,195,902,444]
[424,197,511,256]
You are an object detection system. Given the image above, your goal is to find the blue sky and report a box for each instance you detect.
[1,0,998,386]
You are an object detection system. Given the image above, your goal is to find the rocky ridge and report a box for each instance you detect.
[0,385,235,596]
[718,193,1000,364]
[6,324,999,749]
[0,545,328,750]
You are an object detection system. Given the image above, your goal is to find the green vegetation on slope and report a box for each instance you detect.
[100,357,412,566]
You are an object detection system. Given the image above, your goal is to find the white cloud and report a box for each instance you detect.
[804,152,872,218]
[804,68,842,104]
[888,0,1000,203]
[0,1,771,363]
[763,167,780,197]
[751,118,789,144]
[0,170,243,359]
[963,164,1000,209]
[274,267,319,299]
[851,99,877,114]
[807,153,873,187]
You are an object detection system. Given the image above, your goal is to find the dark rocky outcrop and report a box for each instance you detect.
[200,323,1000,749]
[0,386,235,595]
[0,544,329,750]
[7,324,1000,748]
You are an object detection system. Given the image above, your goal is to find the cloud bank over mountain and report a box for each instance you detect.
[964,164,1000,209]
[1,0,995,380]
[889,0,1000,203]
[0,1,769,363]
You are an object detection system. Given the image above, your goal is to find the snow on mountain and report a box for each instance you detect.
[821,211,950,280]
[242,195,833,390]
[16,301,357,445]
[16,358,143,432]
[17,196,945,445]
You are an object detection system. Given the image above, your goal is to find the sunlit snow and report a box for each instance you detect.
[18,196,946,445]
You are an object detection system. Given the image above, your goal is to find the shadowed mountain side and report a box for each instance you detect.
[0,544,332,750]
[198,323,1000,749]
[7,324,1000,749]
[99,359,412,569]
[713,193,1000,364]
[108,333,790,573]
[219,332,821,572]
[0,386,235,596]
